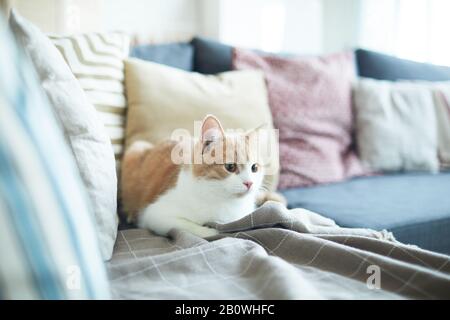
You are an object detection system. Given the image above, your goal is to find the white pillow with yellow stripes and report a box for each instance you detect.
[50,32,130,168]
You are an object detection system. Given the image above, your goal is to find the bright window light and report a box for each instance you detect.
[359,0,450,66]
[260,1,286,52]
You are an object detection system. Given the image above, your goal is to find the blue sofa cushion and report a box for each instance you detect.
[130,42,194,71]
[356,49,450,81]
[191,36,233,74]
[281,172,450,255]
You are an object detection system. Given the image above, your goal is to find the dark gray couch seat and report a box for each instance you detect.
[281,172,450,255]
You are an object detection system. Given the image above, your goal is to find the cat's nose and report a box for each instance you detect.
[243,181,253,190]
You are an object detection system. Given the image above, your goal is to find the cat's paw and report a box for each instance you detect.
[256,191,287,206]
[193,226,219,238]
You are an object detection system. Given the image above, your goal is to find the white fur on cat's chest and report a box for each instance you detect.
[138,168,257,234]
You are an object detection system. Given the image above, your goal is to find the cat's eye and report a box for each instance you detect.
[251,163,259,173]
[224,163,237,173]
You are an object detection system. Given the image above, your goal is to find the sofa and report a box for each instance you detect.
[128,38,450,255]
[2,7,450,300]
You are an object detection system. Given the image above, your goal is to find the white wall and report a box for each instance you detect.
[12,0,201,42]
[13,0,102,34]
[102,0,201,43]
[203,0,323,54]
[282,0,323,54]
[198,0,220,39]
[322,0,361,53]
[199,0,357,55]
[12,0,358,54]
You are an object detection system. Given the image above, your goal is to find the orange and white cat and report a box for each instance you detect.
[121,115,284,238]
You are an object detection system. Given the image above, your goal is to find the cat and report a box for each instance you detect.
[120,115,285,238]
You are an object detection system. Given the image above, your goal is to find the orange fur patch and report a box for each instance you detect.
[121,140,181,221]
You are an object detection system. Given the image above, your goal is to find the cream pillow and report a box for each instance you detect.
[353,78,439,172]
[10,10,118,260]
[124,58,279,190]
[433,86,450,168]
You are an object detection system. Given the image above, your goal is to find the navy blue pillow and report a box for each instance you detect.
[191,37,233,74]
[356,49,450,81]
[130,42,194,71]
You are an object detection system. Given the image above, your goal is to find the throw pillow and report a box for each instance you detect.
[0,14,109,298]
[356,49,450,81]
[432,86,450,168]
[10,10,118,260]
[353,78,439,172]
[191,36,233,74]
[130,42,194,71]
[124,58,279,190]
[233,48,364,189]
[49,31,130,168]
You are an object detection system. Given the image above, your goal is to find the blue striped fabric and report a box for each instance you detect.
[0,13,110,299]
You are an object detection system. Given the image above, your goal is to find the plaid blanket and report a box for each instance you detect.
[107,202,450,299]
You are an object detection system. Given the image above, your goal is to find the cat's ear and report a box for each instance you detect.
[201,114,225,144]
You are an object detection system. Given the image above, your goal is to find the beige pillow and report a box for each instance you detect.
[433,86,450,168]
[124,58,279,190]
[353,78,439,172]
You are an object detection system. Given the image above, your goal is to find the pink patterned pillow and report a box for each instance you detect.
[233,48,364,189]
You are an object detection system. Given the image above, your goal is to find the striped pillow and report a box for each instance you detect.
[50,32,130,168]
[0,14,109,299]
